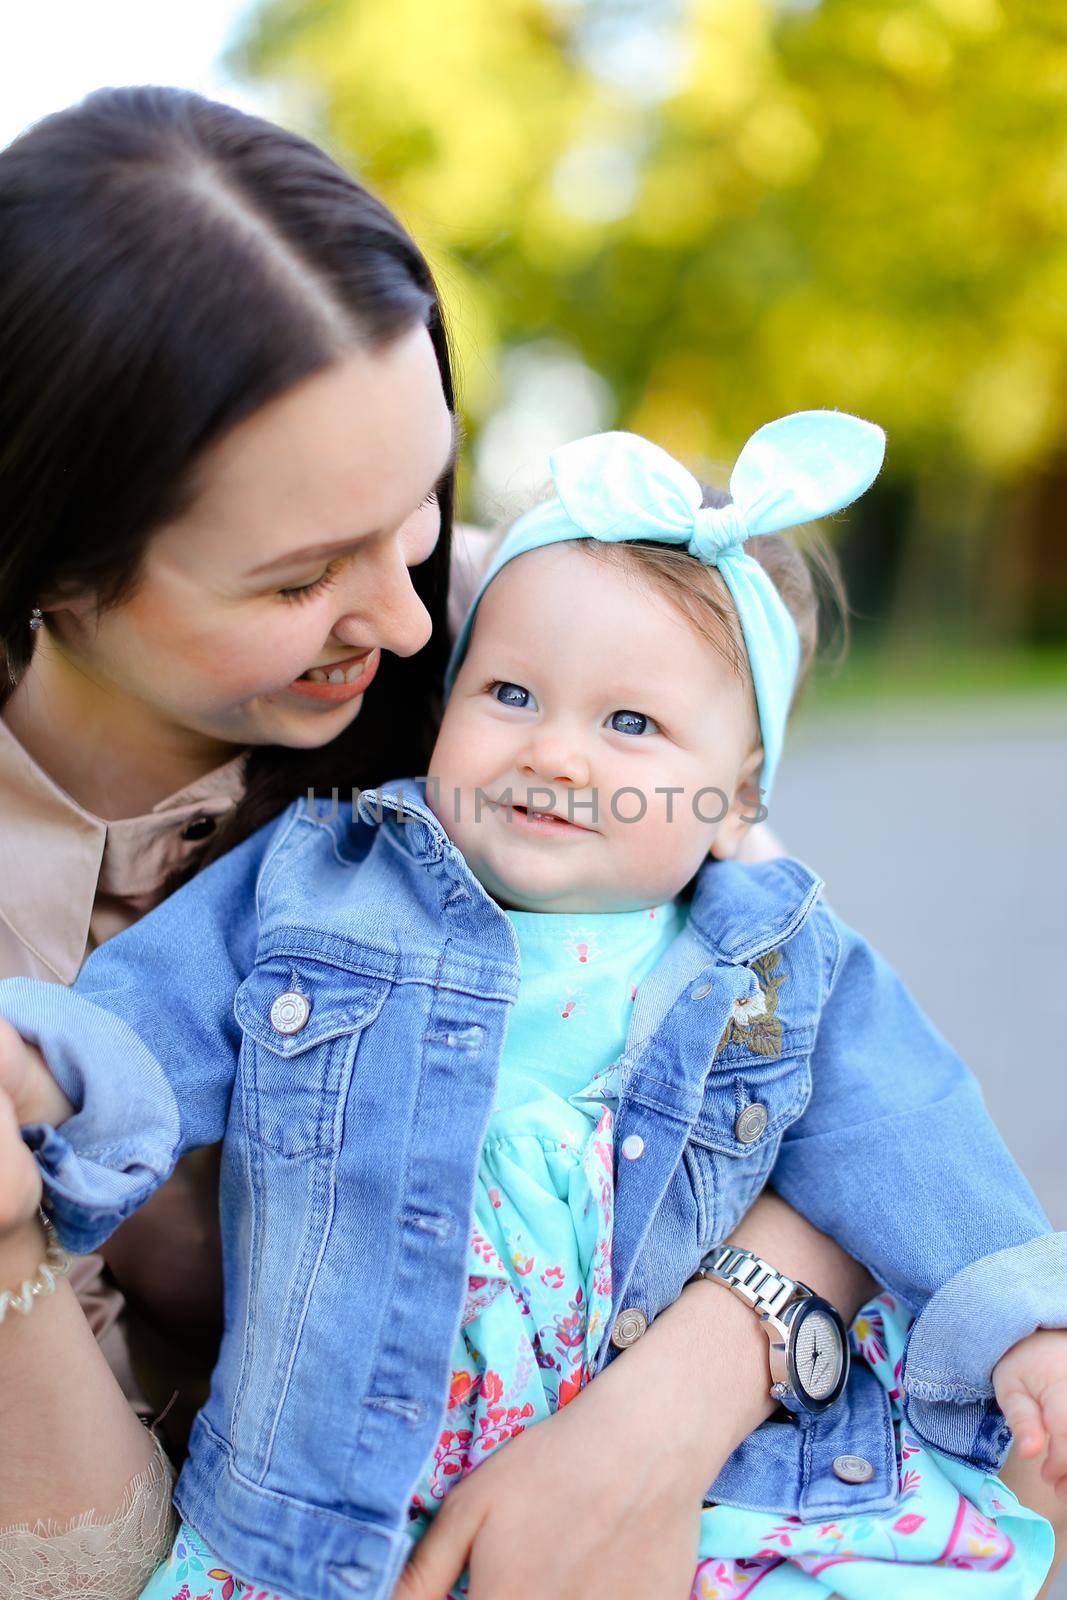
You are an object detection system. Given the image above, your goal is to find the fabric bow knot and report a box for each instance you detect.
[448,410,886,797]
[689,502,751,563]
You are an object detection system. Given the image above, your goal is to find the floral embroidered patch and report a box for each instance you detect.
[715,948,787,1060]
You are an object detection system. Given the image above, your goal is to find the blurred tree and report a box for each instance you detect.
[230,0,1067,647]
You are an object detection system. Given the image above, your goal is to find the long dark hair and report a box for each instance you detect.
[0,86,455,862]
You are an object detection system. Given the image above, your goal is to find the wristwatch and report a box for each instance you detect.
[693,1244,850,1416]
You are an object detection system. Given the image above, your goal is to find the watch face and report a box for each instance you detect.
[791,1305,846,1405]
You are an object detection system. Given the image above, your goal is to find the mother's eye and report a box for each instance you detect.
[278,562,342,603]
[609,709,656,736]
[489,680,535,710]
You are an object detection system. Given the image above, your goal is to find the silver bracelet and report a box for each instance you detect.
[0,1213,72,1323]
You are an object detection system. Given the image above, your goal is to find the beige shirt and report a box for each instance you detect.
[0,714,248,985]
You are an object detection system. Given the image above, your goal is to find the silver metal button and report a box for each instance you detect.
[610,1307,648,1349]
[832,1454,875,1484]
[735,1103,769,1144]
[270,992,311,1035]
[620,1134,645,1161]
[690,979,714,1001]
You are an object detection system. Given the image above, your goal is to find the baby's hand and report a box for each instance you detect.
[0,1020,73,1239]
[993,1329,1067,1497]
[0,1019,72,1128]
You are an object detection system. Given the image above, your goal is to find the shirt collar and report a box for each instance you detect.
[0,714,247,984]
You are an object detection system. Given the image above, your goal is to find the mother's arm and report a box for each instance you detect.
[0,1138,173,1600]
[0,1030,165,1532]
[0,817,275,1599]
[396,1190,872,1600]
[669,1186,876,1452]
[0,1215,165,1530]
[0,1049,175,1600]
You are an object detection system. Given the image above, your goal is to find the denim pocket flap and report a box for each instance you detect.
[234,962,390,1056]
[688,1051,811,1156]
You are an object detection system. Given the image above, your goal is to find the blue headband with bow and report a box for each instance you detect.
[447,410,885,796]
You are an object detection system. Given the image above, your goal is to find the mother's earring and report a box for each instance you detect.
[29,607,43,631]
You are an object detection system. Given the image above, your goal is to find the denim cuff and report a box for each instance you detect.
[902,1232,1067,1469]
[23,1122,169,1255]
[0,977,181,1254]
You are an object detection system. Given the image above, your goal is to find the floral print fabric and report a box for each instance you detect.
[408,1080,618,1518]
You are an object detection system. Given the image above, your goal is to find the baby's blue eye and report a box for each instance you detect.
[610,710,653,736]
[493,681,533,709]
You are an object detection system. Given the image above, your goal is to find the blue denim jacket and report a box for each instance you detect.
[4,784,1066,1600]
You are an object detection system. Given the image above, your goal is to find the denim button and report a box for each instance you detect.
[610,1307,648,1348]
[270,992,311,1034]
[690,979,714,1001]
[620,1134,645,1161]
[735,1103,769,1144]
[832,1454,875,1484]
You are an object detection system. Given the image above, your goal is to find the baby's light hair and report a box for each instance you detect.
[579,482,849,723]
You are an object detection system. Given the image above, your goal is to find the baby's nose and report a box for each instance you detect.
[521,737,591,789]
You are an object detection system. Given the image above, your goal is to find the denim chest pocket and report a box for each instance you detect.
[234,961,390,1158]
[685,1034,814,1245]
[689,1032,814,1156]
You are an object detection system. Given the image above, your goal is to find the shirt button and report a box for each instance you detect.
[620,1134,645,1161]
[181,814,217,842]
[832,1454,875,1484]
[690,979,714,1001]
[735,1103,769,1144]
[270,992,311,1034]
[610,1307,648,1349]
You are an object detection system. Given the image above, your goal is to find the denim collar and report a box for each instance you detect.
[356,779,448,865]
[687,855,824,965]
[357,780,823,968]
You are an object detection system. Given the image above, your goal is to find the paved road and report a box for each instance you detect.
[774,692,1067,1229]
[773,692,1067,1597]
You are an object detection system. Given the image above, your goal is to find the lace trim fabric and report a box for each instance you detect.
[0,1430,177,1600]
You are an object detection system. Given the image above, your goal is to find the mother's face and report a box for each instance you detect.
[54,324,455,752]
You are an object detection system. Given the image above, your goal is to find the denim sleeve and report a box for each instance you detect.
[769,908,1067,1470]
[0,817,276,1256]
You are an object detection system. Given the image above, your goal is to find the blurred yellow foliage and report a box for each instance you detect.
[231,0,1067,489]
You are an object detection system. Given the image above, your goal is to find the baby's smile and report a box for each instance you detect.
[493,795,598,834]
[428,542,761,915]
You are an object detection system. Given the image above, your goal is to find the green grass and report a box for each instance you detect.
[804,645,1067,713]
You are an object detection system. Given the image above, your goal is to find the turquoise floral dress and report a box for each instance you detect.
[141,905,1053,1600]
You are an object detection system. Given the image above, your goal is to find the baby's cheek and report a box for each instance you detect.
[608,811,672,885]
[618,807,709,897]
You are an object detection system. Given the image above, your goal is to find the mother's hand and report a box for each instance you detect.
[394,1258,778,1600]
[394,1358,704,1600]
[394,1191,874,1600]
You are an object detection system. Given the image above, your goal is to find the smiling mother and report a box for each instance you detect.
[0,88,871,1599]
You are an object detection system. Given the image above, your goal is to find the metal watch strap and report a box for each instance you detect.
[703,1244,804,1319]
